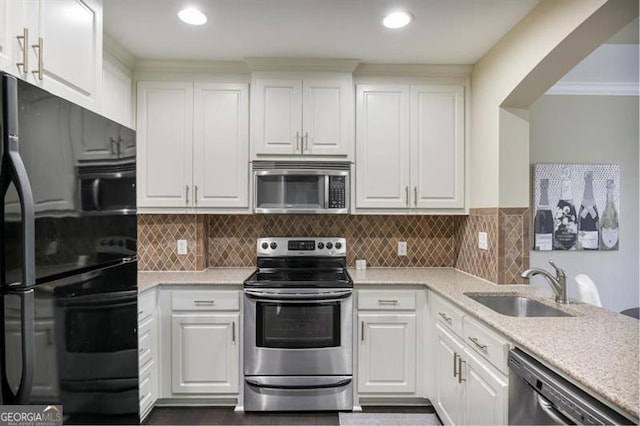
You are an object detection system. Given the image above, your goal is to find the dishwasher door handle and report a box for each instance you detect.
[537,394,573,424]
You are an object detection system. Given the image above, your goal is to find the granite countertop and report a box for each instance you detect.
[349,267,639,421]
[137,266,639,420]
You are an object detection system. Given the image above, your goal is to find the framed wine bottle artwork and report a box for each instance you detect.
[533,163,620,251]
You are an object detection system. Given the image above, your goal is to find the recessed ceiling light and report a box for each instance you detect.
[382,11,413,29]
[178,8,207,26]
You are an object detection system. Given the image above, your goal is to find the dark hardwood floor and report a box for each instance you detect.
[143,405,436,425]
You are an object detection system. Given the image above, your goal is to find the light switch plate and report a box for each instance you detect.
[398,241,407,256]
[177,239,188,255]
[478,232,488,250]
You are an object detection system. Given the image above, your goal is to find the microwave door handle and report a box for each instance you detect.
[324,176,329,208]
[92,178,101,211]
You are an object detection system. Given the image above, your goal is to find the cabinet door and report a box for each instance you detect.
[137,81,193,208]
[355,85,410,209]
[358,313,416,393]
[302,78,351,157]
[193,82,249,209]
[435,323,465,426]
[101,52,133,128]
[251,78,302,156]
[171,314,239,394]
[411,85,464,209]
[39,0,103,109]
[463,349,508,426]
[0,1,14,72]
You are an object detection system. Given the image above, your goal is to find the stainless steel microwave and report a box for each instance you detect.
[252,162,350,214]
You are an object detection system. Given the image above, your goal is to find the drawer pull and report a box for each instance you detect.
[193,300,215,306]
[139,310,144,315]
[361,321,365,342]
[232,321,236,342]
[377,299,398,304]
[139,348,144,353]
[438,312,452,323]
[468,336,487,350]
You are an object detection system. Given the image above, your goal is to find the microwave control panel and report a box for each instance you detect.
[328,176,346,209]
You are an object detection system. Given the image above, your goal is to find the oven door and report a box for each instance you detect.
[243,288,352,376]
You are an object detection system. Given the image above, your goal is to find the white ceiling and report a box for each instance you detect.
[103,0,540,64]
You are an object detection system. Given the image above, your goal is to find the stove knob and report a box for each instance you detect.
[326,242,333,249]
[270,242,278,250]
[335,242,342,250]
[261,242,269,250]
[317,242,324,250]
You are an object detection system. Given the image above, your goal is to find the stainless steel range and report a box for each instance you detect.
[243,237,353,411]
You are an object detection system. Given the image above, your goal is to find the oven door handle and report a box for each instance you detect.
[244,289,352,300]
[245,377,352,390]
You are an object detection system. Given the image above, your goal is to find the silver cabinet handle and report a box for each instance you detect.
[186,185,189,205]
[458,356,466,383]
[232,321,236,342]
[32,37,43,81]
[405,186,409,207]
[468,336,487,351]
[453,352,459,377]
[16,28,28,73]
[110,137,118,155]
[438,312,452,323]
[378,299,398,305]
[414,186,417,207]
[361,321,364,342]
[118,137,124,157]
[193,300,215,306]
[304,131,309,152]
[295,131,300,152]
[194,185,198,205]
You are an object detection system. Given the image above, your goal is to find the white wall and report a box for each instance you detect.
[529,95,639,312]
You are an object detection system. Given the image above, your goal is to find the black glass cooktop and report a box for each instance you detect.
[244,268,353,288]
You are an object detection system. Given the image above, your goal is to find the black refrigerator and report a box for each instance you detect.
[0,72,139,424]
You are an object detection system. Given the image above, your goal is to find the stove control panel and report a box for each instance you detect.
[257,237,346,257]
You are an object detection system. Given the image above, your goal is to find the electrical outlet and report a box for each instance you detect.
[478,232,488,250]
[177,239,188,255]
[398,241,407,256]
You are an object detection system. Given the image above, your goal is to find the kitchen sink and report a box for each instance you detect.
[465,294,573,317]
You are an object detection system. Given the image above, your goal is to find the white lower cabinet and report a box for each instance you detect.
[167,289,240,396]
[138,289,159,421]
[358,313,417,393]
[357,289,423,398]
[171,313,239,394]
[432,294,509,425]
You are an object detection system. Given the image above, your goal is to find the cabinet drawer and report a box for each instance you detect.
[462,315,510,373]
[431,293,464,335]
[138,291,156,323]
[171,290,240,311]
[358,290,416,310]
[139,360,155,414]
[138,323,154,370]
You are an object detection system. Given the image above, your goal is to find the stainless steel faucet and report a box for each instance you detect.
[521,260,569,304]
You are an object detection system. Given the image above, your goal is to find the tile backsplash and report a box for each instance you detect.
[137,210,529,284]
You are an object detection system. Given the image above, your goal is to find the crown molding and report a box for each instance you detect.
[546,81,639,96]
[354,63,472,78]
[103,34,136,69]
[134,60,250,74]
[244,57,360,72]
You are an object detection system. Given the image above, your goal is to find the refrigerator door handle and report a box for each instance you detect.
[15,290,35,404]
[0,290,35,404]
[2,73,36,289]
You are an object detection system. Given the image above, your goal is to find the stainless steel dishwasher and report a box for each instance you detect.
[508,348,634,425]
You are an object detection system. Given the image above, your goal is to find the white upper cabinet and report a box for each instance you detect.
[193,82,249,209]
[101,51,133,128]
[137,80,249,212]
[2,0,103,111]
[355,85,410,209]
[355,83,465,212]
[137,81,194,209]
[251,73,353,160]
